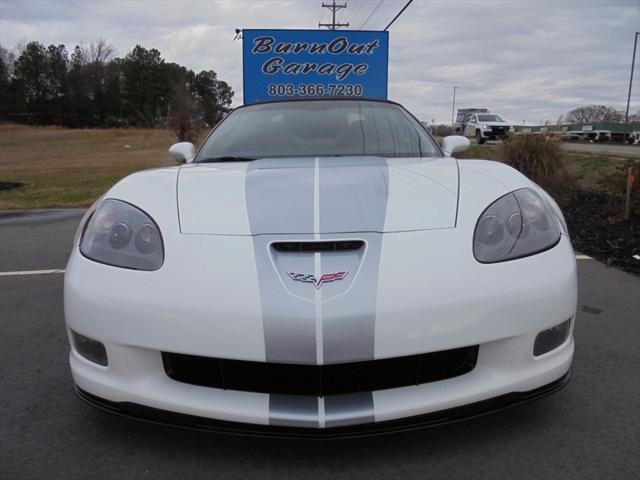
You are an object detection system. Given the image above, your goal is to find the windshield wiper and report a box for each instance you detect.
[197,156,257,163]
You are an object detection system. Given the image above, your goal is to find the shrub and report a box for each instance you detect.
[500,135,572,203]
[500,135,564,182]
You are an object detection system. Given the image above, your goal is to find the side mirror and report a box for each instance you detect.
[169,142,196,164]
[442,135,471,157]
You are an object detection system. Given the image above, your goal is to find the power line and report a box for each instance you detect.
[359,0,384,30]
[383,0,414,31]
[344,0,363,26]
[319,0,350,30]
[345,0,366,26]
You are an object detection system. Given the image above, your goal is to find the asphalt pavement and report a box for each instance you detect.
[561,142,640,156]
[1,210,639,480]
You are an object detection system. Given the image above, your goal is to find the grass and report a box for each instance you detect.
[0,124,178,209]
[565,152,639,192]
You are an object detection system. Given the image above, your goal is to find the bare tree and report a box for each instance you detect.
[565,105,623,124]
[0,45,16,78]
[81,38,115,65]
[169,81,196,143]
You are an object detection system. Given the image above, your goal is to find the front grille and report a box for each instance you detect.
[162,346,478,397]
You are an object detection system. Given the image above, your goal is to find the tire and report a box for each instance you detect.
[476,130,486,144]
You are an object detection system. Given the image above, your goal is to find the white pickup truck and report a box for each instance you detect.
[455,108,513,144]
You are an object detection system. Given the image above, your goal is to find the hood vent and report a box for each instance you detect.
[272,240,364,253]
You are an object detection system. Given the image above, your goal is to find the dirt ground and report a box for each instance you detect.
[564,192,639,275]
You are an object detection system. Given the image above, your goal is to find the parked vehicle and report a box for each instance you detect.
[456,108,513,144]
[66,98,576,437]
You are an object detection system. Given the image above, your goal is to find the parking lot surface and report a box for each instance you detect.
[1,210,639,479]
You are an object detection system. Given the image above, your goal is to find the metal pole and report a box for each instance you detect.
[624,165,633,220]
[319,0,349,30]
[331,0,336,29]
[623,32,639,144]
[451,86,458,128]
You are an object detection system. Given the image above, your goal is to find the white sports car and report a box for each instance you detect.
[65,98,577,437]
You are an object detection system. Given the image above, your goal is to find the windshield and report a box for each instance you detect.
[477,114,504,122]
[196,100,440,161]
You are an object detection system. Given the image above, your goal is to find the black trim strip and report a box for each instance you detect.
[74,369,570,440]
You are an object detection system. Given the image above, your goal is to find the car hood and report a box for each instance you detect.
[177,156,459,235]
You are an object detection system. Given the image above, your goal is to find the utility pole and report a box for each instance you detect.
[319,0,349,30]
[623,32,639,144]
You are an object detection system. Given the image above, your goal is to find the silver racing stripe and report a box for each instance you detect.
[317,157,387,427]
[269,395,319,428]
[319,157,388,364]
[318,156,389,234]
[246,156,389,427]
[252,235,317,364]
[324,392,375,428]
[245,157,316,235]
[247,158,317,364]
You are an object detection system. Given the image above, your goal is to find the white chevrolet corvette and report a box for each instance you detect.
[65,98,577,437]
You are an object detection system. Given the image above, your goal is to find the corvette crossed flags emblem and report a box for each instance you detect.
[288,271,348,289]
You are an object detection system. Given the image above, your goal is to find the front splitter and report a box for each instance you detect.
[74,369,570,440]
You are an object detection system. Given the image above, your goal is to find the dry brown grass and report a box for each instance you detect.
[500,135,565,184]
[0,124,180,209]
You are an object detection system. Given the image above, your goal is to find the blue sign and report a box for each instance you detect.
[243,29,388,104]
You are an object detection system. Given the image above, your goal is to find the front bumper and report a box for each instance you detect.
[69,333,573,430]
[481,129,510,139]
[75,370,570,439]
[66,228,577,431]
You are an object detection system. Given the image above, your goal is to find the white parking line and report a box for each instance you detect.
[0,269,65,277]
[575,255,592,260]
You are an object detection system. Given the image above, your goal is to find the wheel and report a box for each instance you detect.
[476,130,486,144]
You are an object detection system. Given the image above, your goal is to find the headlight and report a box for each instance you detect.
[80,199,164,270]
[483,124,489,129]
[473,188,561,263]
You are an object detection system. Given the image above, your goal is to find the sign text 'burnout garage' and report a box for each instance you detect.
[251,35,382,81]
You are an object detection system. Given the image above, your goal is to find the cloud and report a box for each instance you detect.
[1,0,638,123]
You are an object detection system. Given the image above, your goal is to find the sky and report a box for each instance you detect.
[1,0,639,124]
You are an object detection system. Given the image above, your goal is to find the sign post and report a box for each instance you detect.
[242,29,388,105]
